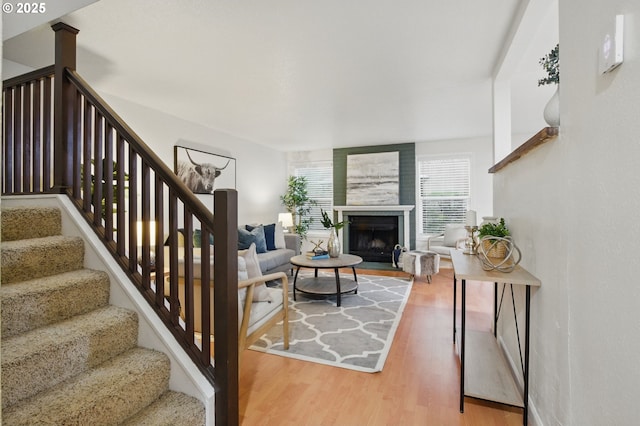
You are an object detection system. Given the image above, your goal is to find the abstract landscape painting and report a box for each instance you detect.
[346,151,399,205]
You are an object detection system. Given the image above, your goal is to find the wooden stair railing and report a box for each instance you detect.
[2,23,238,425]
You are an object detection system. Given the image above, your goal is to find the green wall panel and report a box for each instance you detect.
[333,143,416,249]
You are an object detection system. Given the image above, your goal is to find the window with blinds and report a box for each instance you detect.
[418,156,470,235]
[292,162,333,231]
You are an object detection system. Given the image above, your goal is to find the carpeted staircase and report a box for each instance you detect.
[1,206,206,425]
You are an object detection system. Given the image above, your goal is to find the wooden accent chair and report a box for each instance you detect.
[169,242,290,361]
[238,272,289,362]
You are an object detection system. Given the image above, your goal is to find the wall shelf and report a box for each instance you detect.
[489,127,559,173]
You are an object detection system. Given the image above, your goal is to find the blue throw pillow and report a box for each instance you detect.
[238,225,267,253]
[244,224,268,253]
[261,223,277,251]
[237,227,254,250]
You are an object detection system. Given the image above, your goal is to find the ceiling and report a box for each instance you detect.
[2,0,558,152]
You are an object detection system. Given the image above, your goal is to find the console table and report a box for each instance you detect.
[451,250,541,426]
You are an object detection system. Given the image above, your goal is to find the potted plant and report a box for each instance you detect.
[538,44,559,86]
[320,208,346,231]
[539,43,560,126]
[280,175,316,240]
[320,209,346,258]
[478,218,511,258]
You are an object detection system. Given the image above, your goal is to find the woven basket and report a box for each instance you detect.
[482,239,508,259]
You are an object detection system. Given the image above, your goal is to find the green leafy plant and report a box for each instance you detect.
[320,208,346,231]
[280,175,316,239]
[538,43,559,86]
[478,218,510,239]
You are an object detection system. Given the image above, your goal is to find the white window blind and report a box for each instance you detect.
[293,162,333,231]
[418,156,470,234]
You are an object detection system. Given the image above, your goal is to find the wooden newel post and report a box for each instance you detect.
[52,22,79,193]
[213,189,239,426]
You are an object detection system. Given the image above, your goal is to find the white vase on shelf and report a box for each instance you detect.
[543,86,560,127]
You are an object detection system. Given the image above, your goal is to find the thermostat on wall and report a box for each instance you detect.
[598,14,624,74]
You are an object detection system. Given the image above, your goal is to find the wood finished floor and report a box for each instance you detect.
[239,265,523,425]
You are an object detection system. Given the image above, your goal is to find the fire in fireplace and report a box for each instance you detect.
[347,215,399,262]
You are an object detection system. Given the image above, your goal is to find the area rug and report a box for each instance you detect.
[250,272,413,373]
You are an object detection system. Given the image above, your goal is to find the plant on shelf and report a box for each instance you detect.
[320,208,347,230]
[478,217,510,239]
[280,175,316,239]
[478,218,511,259]
[538,43,559,86]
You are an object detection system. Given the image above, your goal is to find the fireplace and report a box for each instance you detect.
[334,205,414,263]
[348,216,399,262]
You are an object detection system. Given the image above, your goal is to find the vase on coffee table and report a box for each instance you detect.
[327,228,341,258]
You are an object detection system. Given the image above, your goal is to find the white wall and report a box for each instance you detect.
[493,1,640,424]
[101,93,288,226]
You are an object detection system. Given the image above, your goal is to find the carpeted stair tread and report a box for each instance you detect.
[1,235,84,284]
[1,206,61,241]
[1,269,110,338]
[2,347,171,426]
[2,305,139,409]
[1,205,205,423]
[122,390,206,425]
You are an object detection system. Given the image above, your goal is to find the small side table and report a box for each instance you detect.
[403,251,440,283]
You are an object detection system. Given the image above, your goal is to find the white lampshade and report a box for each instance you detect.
[465,210,477,227]
[278,212,294,230]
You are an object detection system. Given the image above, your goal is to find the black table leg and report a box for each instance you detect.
[293,267,300,301]
[460,278,466,413]
[494,282,498,338]
[523,285,531,426]
[453,275,457,343]
[351,267,358,294]
[334,268,342,306]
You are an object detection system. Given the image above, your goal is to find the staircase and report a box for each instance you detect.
[1,206,206,425]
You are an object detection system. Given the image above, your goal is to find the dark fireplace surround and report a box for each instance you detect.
[347,215,399,262]
[337,207,412,263]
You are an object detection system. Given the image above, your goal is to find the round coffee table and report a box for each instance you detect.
[290,254,363,306]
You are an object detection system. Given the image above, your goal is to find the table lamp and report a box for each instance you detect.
[278,212,294,233]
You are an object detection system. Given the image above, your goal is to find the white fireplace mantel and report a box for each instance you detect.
[333,205,415,213]
[333,205,414,249]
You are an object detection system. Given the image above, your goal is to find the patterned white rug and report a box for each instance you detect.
[250,272,413,373]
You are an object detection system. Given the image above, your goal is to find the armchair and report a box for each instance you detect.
[238,271,289,360]
[426,224,467,259]
[168,242,290,360]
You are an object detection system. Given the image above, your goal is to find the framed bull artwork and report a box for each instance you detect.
[174,145,236,194]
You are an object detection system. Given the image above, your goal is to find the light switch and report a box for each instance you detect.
[598,15,624,74]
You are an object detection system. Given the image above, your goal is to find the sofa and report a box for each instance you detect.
[237,223,300,275]
[253,233,300,276]
[175,224,300,277]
